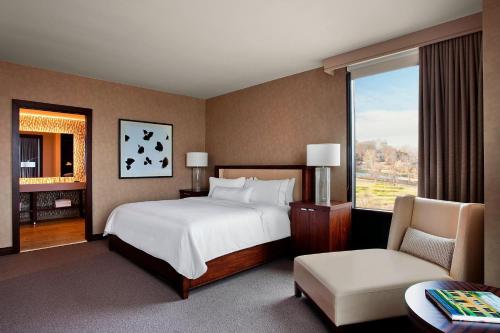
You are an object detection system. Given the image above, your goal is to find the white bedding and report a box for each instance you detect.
[104,197,291,279]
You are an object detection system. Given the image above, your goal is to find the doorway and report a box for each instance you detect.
[12,100,93,253]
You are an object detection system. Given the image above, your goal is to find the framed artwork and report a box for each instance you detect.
[119,119,173,178]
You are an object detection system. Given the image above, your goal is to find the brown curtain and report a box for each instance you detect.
[419,32,483,203]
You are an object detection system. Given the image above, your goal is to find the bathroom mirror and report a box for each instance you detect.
[19,132,74,178]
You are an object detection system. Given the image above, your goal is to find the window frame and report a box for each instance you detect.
[347,55,419,212]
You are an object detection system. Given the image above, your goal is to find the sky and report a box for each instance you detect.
[353,65,419,148]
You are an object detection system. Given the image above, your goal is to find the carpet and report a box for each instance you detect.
[0,241,417,333]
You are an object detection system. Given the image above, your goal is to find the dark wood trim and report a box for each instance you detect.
[0,247,15,256]
[12,100,92,115]
[190,237,289,290]
[12,100,93,252]
[346,71,353,202]
[214,164,309,171]
[89,233,106,241]
[12,101,20,253]
[85,106,93,241]
[118,118,173,179]
[214,164,314,202]
[302,167,314,203]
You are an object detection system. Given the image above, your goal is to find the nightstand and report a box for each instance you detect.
[290,201,352,256]
[179,189,209,199]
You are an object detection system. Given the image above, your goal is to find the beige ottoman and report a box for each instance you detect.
[293,249,451,326]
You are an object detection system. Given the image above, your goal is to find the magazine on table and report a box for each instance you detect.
[425,289,500,324]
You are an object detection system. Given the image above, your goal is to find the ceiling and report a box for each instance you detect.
[0,0,481,99]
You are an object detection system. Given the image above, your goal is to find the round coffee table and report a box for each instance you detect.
[405,280,500,333]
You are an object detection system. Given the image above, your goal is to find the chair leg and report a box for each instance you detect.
[294,282,302,297]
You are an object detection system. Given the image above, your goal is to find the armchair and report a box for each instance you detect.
[293,195,484,327]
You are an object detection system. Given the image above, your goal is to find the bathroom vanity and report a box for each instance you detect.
[20,182,86,224]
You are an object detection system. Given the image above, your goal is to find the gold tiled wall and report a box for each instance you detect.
[19,113,86,182]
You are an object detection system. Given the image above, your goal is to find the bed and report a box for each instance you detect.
[106,165,313,299]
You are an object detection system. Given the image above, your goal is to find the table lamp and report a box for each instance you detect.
[186,152,208,192]
[307,144,340,204]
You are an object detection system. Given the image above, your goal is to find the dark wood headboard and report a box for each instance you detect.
[214,165,313,202]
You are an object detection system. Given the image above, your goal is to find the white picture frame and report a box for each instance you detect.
[119,119,173,178]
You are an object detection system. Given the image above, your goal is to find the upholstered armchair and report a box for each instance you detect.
[293,195,484,327]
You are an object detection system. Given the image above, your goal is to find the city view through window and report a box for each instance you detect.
[353,66,419,210]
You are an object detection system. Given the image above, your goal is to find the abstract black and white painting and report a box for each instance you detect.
[119,119,173,178]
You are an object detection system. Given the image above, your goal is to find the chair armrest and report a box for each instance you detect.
[450,203,484,282]
[387,195,415,250]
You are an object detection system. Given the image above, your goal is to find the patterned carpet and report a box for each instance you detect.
[0,241,417,333]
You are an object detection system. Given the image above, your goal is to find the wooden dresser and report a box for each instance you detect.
[290,201,352,256]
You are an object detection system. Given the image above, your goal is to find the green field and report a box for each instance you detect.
[355,178,417,210]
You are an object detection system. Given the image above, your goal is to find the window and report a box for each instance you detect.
[350,52,419,211]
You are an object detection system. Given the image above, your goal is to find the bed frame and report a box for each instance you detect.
[109,165,313,299]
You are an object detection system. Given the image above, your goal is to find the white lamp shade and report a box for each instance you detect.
[186,152,208,167]
[307,144,341,167]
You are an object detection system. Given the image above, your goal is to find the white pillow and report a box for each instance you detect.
[245,179,289,206]
[244,177,255,186]
[211,186,253,203]
[286,178,296,204]
[255,177,296,204]
[208,177,246,196]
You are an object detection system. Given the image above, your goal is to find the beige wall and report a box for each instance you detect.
[206,68,347,202]
[0,61,205,248]
[483,0,500,286]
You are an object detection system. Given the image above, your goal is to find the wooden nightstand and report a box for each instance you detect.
[179,189,209,199]
[290,201,352,256]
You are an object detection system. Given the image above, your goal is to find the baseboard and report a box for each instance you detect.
[88,233,107,241]
[0,247,15,256]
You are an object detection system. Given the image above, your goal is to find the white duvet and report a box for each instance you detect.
[104,197,291,279]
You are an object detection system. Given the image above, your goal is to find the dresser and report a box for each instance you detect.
[179,189,209,199]
[290,201,352,256]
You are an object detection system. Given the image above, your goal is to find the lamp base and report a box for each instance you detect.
[315,167,331,204]
[191,167,203,192]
